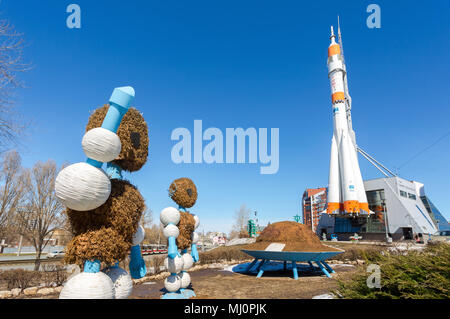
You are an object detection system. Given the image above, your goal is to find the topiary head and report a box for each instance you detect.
[168,177,197,208]
[86,104,149,172]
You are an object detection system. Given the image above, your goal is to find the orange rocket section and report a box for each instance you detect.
[328,44,341,57]
[331,92,345,103]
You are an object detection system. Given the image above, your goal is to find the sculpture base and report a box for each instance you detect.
[181,288,196,298]
[161,288,196,299]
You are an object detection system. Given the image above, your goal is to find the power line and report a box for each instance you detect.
[398,130,450,170]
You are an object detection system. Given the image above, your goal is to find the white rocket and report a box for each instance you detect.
[326,23,370,215]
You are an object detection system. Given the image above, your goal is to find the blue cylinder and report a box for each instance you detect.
[101,86,135,133]
[84,259,101,273]
[85,86,135,168]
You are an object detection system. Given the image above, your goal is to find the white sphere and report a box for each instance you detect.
[132,225,145,246]
[179,271,191,289]
[164,274,181,293]
[59,272,115,299]
[182,253,194,270]
[82,127,122,163]
[102,267,133,299]
[55,162,111,211]
[164,255,184,273]
[192,214,200,229]
[160,207,180,226]
[191,232,199,244]
[163,224,179,238]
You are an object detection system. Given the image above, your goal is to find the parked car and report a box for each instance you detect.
[46,250,65,258]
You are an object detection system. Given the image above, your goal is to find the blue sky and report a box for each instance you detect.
[4,0,450,233]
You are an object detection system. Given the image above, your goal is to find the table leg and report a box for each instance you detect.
[256,260,266,278]
[320,261,335,274]
[292,261,298,280]
[245,258,259,273]
[315,261,332,278]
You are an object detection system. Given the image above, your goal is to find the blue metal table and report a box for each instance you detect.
[241,249,344,279]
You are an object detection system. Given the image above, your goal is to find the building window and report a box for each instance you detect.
[400,190,407,198]
[408,193,416,200]
[365,189,387,233]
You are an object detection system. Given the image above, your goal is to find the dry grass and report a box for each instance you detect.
[0,266,67,291]
[199,245,251,265]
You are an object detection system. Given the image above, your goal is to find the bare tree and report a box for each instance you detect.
[229,204,251,239]
[0,19,30,152]
[15,160,64,270]
[140,206,153,228]
[144,223,165,245]
[0,150,28,240]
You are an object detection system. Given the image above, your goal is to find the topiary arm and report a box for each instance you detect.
[129,225,147,279]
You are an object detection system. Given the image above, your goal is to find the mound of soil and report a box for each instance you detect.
[242,221,340,252]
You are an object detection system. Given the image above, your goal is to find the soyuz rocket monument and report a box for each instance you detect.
[326,22,371,216]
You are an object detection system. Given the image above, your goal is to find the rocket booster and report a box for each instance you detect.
[326,26,369,215]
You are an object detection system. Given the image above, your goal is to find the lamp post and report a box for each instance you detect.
[382,199,391,243]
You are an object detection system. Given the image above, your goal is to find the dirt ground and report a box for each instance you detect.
[130,262,358,299]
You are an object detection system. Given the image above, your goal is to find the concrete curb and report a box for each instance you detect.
[0,259,253,298]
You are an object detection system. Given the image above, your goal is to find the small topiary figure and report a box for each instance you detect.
[159,177,200,299]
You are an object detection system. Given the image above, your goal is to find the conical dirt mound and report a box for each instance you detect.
[243,221,340,252]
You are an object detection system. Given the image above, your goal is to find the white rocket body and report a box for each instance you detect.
[326,26,370,215]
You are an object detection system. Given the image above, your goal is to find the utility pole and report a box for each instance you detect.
[17,235,23,256]
[202,228,205,252]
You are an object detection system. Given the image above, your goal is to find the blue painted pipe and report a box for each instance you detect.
[85,86,135,168]
[168,236,178,259]
[191,243,199,262]
[84,259,101,273]
[106,162,123,179]
[129,244,147,279]
[102,86,135,132]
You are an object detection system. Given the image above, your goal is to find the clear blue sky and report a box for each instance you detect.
[4,0,450,233]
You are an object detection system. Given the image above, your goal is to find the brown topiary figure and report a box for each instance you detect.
[64,104,148,269]
[160,177,200,298]
[168,177,198,249]
[169,177,197,208]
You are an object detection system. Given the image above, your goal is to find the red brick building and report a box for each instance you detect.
[302,188,327,233]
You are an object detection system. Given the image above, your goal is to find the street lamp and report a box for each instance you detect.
[381,199,391,243]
